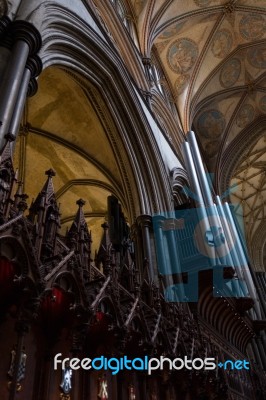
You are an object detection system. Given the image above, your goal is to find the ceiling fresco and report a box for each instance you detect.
[129,0,266,159]
[128,0,266,251]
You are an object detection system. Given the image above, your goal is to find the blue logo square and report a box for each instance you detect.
[152,204,248,302]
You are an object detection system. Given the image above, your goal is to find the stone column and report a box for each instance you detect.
[137,215,158,284]
[8,55,42,143]
[0,16,12,81]
[131,222,143,283]
[166,223,186,301]
[153,216,176,292]
[0,20,42,149]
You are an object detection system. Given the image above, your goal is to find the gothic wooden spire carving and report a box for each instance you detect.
[67,198,92,270]
[28,169,60,261]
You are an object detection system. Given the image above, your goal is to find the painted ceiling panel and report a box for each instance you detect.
[129,0,265,152]
[127,0,266,250]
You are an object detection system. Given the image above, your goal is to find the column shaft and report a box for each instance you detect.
[0,39,29,148]
[142,223,153,280]
[137,215,158,284]
[9,67,31,140]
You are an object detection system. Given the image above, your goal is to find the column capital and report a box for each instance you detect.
[136,214,152,228]
[11,20,42,55]
[26,54,42,77]
[142,57,151,66]
[27,77,38,97]
[152,214,167,229]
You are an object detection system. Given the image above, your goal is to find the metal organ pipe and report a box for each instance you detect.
[224,202,261,319]
[216,196,242,270]
[212,203,236,269]
[153,216,174,289]
[186,131,230,266]
[184,131,261,318]
[182,140,205,207]
[216,196,246,297]
[182,140,216,265]
[187,130,213,207]
[166,224,186,301]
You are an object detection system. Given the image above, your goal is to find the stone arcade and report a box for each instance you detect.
[0,1,266,399]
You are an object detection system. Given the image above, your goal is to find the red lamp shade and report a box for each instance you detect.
[40,286,72,328]
[0,256,15,300]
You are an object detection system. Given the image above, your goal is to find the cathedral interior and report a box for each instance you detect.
[0,0,266,399]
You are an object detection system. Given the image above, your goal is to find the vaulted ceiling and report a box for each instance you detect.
[1,0,266,262]
[130,0,265,162]
[14,68,119,254]
[128,0,266,257]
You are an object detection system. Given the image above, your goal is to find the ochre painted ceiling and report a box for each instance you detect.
[14,68,127,253]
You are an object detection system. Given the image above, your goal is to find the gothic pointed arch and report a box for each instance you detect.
[19,2,173,222]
